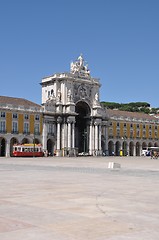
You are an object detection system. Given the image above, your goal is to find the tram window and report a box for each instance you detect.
[14,147,17,151]
[22,148,24,152]
[18,147,21,152]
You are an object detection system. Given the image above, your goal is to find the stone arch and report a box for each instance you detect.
[136,142,140,156]
[21,138,30,144]
[148,142,153,147]
[10,137,19,157]
[0,137,6,157]
[115,141,121,156]
[142,142,147,149]
[108,141,114,156]
[154,142,159,147]
[47,139,55,156]
[129,141,134,156]
[75,101,91,154]
[122,140,128,156]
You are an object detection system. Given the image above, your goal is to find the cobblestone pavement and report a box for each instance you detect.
[0,156,159,240]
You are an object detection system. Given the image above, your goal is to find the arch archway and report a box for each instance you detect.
[10,137,19,157]
[47,139,55,156]
[0,138,6,157]
[75,101,91,154]
[108,141,114,156]
[129,141,134,156]
[115,141,121,156]
[136,142,140,156]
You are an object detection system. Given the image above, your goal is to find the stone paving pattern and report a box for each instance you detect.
[0,156,159,239]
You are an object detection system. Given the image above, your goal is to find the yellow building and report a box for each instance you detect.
[106,109,159,156]
[0,96,43,157]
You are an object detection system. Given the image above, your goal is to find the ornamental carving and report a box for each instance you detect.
[70,54,90,77]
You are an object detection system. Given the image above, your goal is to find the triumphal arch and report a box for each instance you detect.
[41,55,108,156]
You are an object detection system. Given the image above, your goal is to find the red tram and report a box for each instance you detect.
[12,144,44,157]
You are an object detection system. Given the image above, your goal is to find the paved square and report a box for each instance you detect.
[0,156,159,239]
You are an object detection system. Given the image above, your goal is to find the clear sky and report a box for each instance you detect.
[0,0,159,107]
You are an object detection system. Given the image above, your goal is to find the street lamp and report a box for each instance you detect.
[83,130,87,155]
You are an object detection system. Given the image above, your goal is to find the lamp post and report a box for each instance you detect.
[83,130,87,155]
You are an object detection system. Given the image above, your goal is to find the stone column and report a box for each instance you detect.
[94,122,98,155]
[89,121,93,156]
[42,120,47,152]
[92,124,95,155]
[6,140,10,157]
[56,117,62,156]
[67,119,71,150]
[72,121,75,149]
[98,124,102,155]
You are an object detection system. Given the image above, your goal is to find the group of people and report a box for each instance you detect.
[150,151,159,159]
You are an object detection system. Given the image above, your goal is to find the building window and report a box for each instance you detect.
[24,114,29,120]
[130,123,133,128]
[143,130,146,138]
[117,122,120,127]
[24,122,29,133]
[155,125,157,130]
[1,112,5,118]
[137,130,140,137]
[0,121,6,133]
[130,130,133,138]
[34,123,40,135]
[116,129,120,137]
[143,124,145,129]
[137,124,139,128]
[109,122,112,126]
[124,123,127,128]
[12,121,18,133]
[13,113,18,119]
[149,125,152,129]
[35,114,40,121]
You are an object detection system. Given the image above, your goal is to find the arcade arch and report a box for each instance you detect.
[75,101,91,154]
[47,139,55,156]
[0,138,6,157]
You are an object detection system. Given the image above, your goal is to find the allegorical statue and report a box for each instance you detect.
[70,54,90,76]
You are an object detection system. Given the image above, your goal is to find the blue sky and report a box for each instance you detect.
[0,0,159,107]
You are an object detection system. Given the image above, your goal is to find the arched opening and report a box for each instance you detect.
[75,101,91,154]
[10,138,19,157]
[0,138,6,157]
[142,142,147,150]
[122,141,128,156]
[115,141,121,156]
[136,142,140,156]
[129,141,134,156]
[47,139,55,156]
[22,138,29,144]
[108,141,114,156]
[154,142,159,147]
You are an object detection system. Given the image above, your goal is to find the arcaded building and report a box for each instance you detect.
[0,96,43,157]
[0,55,159,157]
